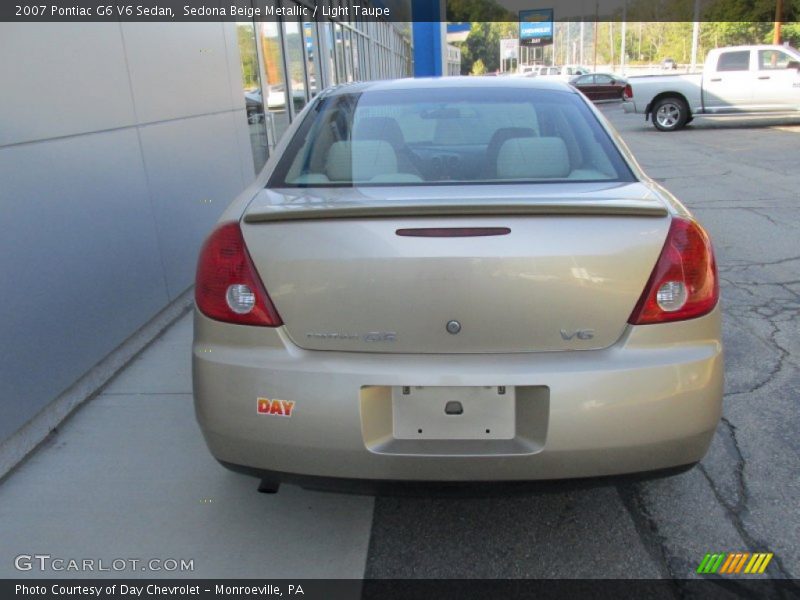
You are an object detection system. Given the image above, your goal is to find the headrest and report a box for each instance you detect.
[353,117,405,149]
[325,140,398,182]
[496,137,571,179]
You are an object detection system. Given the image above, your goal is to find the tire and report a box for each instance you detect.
[651,97,689,132]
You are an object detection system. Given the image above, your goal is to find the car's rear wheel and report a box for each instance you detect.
[652,97,689,132]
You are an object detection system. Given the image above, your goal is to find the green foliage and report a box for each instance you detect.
[703,0,799,22]
[447,0,514,22]
[456,21,519,75]
[595,20,797,67]
[780,22,800,46]
[471,58,487,75]
[237,23,259,89]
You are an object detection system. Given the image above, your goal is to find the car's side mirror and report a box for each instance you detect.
[787,61,800,70]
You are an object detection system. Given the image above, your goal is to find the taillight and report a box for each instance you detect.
[628,217,718,325]
[195,221,282,326]
[624,84,633,100]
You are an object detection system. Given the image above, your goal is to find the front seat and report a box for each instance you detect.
[484,127,537,178]
[353,116,418,175]
[325,140,399,183]
[496,137,571,180]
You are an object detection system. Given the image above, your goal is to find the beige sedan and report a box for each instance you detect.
[193,78,722,493]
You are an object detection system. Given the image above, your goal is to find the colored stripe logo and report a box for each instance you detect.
[697,552,773,574]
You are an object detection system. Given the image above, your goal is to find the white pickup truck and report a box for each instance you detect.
[623,45,800,131]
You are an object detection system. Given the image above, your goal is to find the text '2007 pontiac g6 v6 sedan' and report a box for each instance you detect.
[192,77,722,493]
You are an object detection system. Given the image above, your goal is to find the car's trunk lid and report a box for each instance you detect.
[241,183,670,354]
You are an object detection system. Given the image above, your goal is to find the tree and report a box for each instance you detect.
[471,58,487,75]
[456,21,519,75]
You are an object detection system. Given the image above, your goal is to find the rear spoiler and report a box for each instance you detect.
[244,201,668,223]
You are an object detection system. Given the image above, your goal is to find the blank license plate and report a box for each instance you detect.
[392,386,515,440]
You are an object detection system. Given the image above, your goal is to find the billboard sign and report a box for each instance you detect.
[519,8,554,47]
[500,38,519,60]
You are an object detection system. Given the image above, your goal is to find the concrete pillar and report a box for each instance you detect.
[412,0,446,77]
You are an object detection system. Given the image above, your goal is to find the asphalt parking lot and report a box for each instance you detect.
[1,104,798,584]
[367,106,800,581]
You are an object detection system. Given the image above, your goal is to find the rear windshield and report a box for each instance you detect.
[269,86,635,187]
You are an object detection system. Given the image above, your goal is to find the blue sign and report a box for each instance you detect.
[519,8,554,47]
[447,22,471,34]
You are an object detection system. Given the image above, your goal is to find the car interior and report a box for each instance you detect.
[279,94,625,186]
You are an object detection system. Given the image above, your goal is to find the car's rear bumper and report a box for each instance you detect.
[622,100,640,114]
[193,307,722,482]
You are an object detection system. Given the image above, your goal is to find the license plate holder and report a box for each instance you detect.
[392,386,515,440]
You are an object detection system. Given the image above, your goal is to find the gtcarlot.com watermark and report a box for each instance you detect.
[14,554,194,573]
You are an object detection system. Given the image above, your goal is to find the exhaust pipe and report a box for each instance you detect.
[257,478,281,494]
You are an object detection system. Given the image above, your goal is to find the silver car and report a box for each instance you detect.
[193,78,722,493]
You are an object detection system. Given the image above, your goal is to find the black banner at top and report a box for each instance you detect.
[1,0,798,22]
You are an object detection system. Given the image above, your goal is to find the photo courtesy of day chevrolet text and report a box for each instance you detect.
[15,584,303,597]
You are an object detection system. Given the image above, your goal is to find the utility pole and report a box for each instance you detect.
[593,0,599,73]
[553,23,557,66]
[638,22,642,61]
[620,7,627,75]
[566,22,571,65]
[609,22,614,71]
[773,0,783,44]
[580,21,585,65]
[690,0,700,72]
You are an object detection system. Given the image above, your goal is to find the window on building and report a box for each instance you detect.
[344,28,355,81]
[325,21,338,86]
[334,23,347,82]
[237,21,269,172]
[259,21,290,142]
[282,8,308,118]
[303,21,321,97]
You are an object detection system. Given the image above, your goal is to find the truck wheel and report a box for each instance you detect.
[652,97,689,131]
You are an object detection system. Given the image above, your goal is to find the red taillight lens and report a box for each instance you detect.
[628,217,718,325]
[195,221,282,327]
[624,84,633,99]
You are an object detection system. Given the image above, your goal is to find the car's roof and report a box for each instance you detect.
[323,76,578,97]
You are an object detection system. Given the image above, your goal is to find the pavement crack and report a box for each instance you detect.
[698,420,798,584]
[616,483,682,587]
[744,208,781,228]
[702,418,747,514]
[722,255,800,271]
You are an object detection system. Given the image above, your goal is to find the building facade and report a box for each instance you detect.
[445,43,462,76]
[0,8,412,455]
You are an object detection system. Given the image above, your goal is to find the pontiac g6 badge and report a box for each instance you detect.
[306,331,397,342]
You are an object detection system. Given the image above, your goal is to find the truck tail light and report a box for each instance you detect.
[628,217,718,325]
[195,221,282,327]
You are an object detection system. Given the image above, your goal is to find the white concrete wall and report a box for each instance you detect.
[0,23,254,442]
